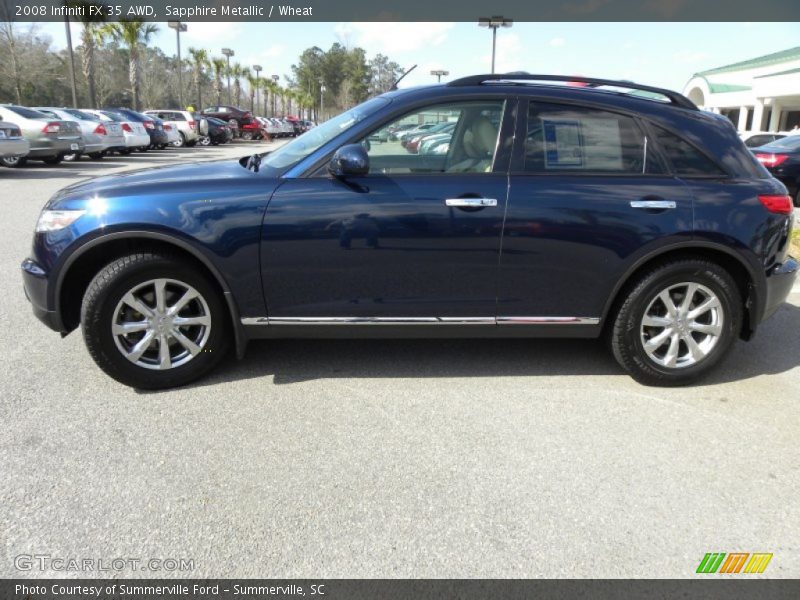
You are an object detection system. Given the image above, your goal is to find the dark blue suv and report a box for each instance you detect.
[22,74,797,389]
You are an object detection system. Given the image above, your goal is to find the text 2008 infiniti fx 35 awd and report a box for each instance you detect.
[22,74,797,389]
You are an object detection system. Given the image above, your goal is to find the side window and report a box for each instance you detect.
[524,102,663,174]
[359,100,505,175]
[172,112,186,121]
[651,125,726,176]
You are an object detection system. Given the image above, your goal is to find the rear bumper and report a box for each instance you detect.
[124,133,151,148]
[28,138,84,157]
[0,138,30,157]
[762,256,799,322]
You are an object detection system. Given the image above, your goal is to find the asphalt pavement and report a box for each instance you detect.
[1,142,798,578]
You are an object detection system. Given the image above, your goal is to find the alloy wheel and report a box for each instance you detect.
[111,278,211,370]
[639,282,724,369]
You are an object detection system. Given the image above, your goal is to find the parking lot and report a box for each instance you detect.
[1,142,799,578]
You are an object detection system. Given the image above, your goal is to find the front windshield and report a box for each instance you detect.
[260,96,389,172]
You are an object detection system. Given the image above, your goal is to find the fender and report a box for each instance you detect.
[53,229,249,359]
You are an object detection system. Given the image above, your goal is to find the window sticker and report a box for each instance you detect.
[543,119,584,168]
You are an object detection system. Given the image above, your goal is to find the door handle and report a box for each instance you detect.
[629,200,676,210]
[445,198,498,208]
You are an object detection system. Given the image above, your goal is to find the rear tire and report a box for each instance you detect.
[81,252,230,389]
[610,258,742,386]
[173,132,186,148]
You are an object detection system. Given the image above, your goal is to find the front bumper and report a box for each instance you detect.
[21,258,63,332]
[762,255,799,322]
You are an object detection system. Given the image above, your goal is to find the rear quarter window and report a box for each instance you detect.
[651,125,726,176]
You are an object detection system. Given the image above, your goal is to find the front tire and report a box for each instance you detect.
[81,253,230,389]
[610,259,742,386]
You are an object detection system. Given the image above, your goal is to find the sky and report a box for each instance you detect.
[38,21,800,93]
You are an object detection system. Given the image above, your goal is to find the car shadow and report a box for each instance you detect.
[142,297,800,392]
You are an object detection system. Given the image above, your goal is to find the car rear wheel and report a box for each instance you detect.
[1,156,27,167]
[610,259,741,386]
[241,131,254,141]
[81,252,230,389]
[198,136,211,146]
[173,132,186,148]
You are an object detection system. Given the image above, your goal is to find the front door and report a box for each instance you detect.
[260,99,512,320]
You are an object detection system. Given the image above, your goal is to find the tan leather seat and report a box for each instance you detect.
[447,116,498,172]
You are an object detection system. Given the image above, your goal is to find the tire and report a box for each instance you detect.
[63,152,81,162]
[43,155,63,165]
[173,132,186,148]
[241,131,253,141]
[610,258,742,386]
[88,152,104,160]
[198,136,211,146]
[1,155,27,167]
[81,252,230,389]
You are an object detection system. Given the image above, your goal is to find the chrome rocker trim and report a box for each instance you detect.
[241,316,600,326]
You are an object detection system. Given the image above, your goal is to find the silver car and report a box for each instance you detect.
[0,105,84,167]
[0,121,30,164]
[34,107,126,160]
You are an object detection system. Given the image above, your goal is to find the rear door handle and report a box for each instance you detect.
[630,200,676,210]
[445,198,498,208]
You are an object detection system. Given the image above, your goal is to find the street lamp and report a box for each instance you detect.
[430,69,449,83]
[478,16,513,74]
[319,78,326,122]
[168,21,187,108]
[221,47,234,105]
[271,74,279,116]
[253,65,262,112]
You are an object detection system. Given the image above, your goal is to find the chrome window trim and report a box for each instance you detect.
[241,316,600,326]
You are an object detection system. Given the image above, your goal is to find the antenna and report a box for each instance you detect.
[390,64,418,91]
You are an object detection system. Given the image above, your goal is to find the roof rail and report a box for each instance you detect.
[446,73,697,110]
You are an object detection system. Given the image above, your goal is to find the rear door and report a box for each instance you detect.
[497,99,694,322]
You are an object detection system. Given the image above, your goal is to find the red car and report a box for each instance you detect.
[239,121,265,140]
[200,105,255,134]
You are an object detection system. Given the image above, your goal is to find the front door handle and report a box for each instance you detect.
[630,200,676,210]
[445,198,498,208]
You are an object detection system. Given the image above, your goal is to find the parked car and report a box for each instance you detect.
[752,134,800,206]
[148,116,178,148]
[201,105,254,133]
[33,107,124,161]
[0,104,83,167]
[197,117,233,145]
[239,121,264,141]
[82,109,150,154]
[740,131,787,148]
[103,108,168,150]
[406,122,456,153]
[0,120,29,164]
[399,123,438,145]
[21,74,797,389]
[143,110,201,147]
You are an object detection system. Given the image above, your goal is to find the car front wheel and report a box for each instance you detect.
[610,258,741,386]
[81,253,230,389]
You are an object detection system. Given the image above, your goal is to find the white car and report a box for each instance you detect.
[82,109,150,154]
[143,110,201,147]
[0,120,29,163]
[34,107,125,160]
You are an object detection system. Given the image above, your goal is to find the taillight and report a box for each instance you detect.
[758,194,793,215]
[122,123,132,132]
[164,124,172,131]
[143,121,154,130]
[188,120,196,129]
[755,153,789,168]
[42,122,61,134]
[93,124,107,135]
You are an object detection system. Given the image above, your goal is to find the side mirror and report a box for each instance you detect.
[329,144,369,178]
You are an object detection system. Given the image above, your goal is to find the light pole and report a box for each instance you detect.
[430,69,449,83]
[253,65,262,113]
[64,16,78,107]
[271,74,279,116]
[319,78,326,122]
[478,16,513,74]
[221,48,234,105]
[168,21,187,108]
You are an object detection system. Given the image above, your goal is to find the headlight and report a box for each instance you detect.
[35,209,86,232]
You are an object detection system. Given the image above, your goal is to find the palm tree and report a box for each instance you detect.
[79,22,105,108]
[231,63,244,107]
[187,47,209,110]
[245,72,259,113]
[259,78,271,115]
[101,19,158,110]
[211,57,226,105]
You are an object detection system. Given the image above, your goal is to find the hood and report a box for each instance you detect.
[49,159,258,207]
